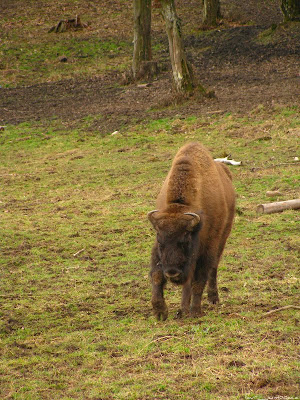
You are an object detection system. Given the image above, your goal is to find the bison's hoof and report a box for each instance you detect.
[208,291,219,305]
[190,307,202,318]
[154,308,168,321]
[152,300,168,321]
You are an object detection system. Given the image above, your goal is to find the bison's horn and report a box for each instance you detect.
[184,212,200,222]
[148,210,159,222]
[184,212,201,230]
[148,210,159,227]
[148,210,158,217]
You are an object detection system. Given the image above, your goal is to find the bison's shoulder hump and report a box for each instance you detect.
[173,156,192,170]
[176,143,214,170]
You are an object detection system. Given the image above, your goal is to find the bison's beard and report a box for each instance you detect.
[167,267,191,285]
[166,259,196,285]
[169,275,184,285]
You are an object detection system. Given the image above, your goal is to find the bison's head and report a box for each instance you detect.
[148,209,203,284]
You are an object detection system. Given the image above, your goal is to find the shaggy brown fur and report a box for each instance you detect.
[148,142,235,320]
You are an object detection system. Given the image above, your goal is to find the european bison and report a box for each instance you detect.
[148,142,235,320]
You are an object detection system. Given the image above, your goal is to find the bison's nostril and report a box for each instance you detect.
[165,270,181,278]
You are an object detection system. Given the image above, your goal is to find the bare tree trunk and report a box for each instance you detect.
[132,0,152,79]
[159,0,195,93]
[281,0,300,21]
[202,0,221,26]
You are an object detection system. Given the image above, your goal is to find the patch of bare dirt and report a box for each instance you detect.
[0,2,299,132]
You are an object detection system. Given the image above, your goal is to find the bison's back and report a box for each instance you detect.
[156,142,235,244]
[158,142,232,206]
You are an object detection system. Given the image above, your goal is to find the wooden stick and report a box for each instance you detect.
[73,248,85,257]
[150,335,177,344]
[138,335,177,355]
[263,305,300,316]
[256,199,300,214]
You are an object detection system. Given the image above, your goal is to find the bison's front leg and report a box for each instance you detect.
[151,269,168,321]
[191,280,206,317]
[150,245,168,321]
[175,279,192,319]
[207,265,220,305]
[190,256,209,317]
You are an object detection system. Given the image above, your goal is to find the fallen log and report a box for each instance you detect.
[257,199,300,214]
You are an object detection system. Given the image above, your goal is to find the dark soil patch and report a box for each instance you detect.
[0,4,299,132]
[187,25,300,65]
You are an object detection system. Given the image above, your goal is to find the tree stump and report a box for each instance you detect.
[49,15,88,33]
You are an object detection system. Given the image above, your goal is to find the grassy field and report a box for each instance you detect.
[1,0,299,399]
[0,108,299,400]
[0,0,134,87]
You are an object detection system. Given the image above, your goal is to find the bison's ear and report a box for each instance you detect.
[184,212,203,232]
[148,210,159,229]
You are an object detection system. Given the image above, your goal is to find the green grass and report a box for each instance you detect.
[0,38,130,87]
[0,0,133,87]
[0,107,299,399]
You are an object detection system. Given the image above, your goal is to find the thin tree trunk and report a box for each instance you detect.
[132,0,152,78]
[159,0,195,93]
[281,0,300,21]
[202,0,221,26]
